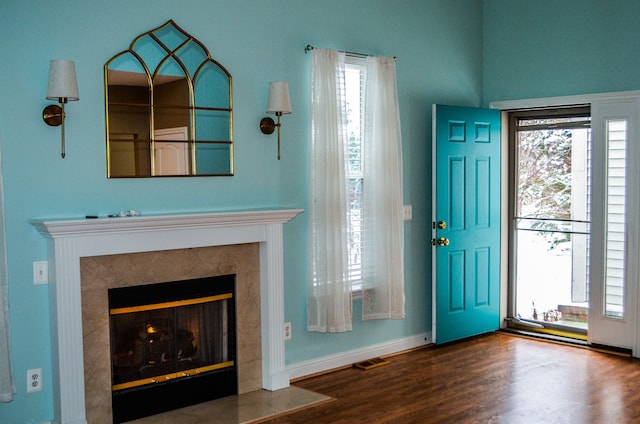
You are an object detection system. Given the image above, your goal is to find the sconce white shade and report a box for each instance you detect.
[46,60,79,101]
[266,82,291,114]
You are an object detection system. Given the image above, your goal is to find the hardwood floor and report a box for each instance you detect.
[262,332,640,423]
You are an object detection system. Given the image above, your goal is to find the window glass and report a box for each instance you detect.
[511,109,591,330]
[345,58,366,290]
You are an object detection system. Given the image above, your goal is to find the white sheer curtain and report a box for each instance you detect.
[362,56,405,320]
[307,48,353,333]
[307,49,405,332]
[0,148,13,402]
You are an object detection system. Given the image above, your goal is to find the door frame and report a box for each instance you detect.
[491,90,640,356]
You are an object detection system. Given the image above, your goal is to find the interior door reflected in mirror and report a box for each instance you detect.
[104,20,233,177]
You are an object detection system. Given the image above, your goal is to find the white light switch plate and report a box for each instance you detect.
[33,261,48,285]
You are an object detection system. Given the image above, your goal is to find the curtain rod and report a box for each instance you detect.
[304,44,396,60]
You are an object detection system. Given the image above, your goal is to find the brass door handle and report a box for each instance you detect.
[437,221,447,229]
[437,237,450,247]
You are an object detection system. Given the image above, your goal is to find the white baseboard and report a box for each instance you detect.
[286,332,432,381]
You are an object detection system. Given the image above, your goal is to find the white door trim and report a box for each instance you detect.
[490,90,640,111]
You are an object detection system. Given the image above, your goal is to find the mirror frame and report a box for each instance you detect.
[104,20,234,177]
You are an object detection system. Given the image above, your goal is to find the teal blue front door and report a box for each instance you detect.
[433,104,501,344]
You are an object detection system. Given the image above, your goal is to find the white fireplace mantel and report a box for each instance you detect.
[31,209,303,424]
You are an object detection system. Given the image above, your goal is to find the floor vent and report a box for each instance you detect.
[353,357,390,371]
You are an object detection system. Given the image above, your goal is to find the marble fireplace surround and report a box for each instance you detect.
[31,209,303,424]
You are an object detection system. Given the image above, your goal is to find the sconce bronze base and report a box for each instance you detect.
[43,103,67,158]
[43,104,63,126]
[260,115,283,160]
[260,117,276,135]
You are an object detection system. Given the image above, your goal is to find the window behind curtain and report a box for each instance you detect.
[345,57,366,291]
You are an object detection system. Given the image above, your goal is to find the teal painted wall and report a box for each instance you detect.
[483,0,640,104]
[0,0,483,421]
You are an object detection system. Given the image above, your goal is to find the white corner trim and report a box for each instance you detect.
[286,332,431,381]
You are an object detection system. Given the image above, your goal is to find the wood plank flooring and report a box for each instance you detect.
[262,332,640,423]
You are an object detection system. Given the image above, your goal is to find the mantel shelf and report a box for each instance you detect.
[31,209,304,237]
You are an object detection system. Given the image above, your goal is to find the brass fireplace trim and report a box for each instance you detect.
[112,361,236,391]
[110,292,233,315]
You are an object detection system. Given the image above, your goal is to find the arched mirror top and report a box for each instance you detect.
[105,20,233,177]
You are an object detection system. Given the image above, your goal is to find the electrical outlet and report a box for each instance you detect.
[33,261,48,285]
[284,322,292,340]
[27,368,42,393]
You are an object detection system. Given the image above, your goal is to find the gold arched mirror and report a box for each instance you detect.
[105,20,233,177]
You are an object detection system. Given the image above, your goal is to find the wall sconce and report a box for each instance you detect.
[259,81,291,160]
[42,60,79,158]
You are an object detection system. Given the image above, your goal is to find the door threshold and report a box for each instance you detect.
[500,328,632,357]
[501,327,588,346]
[505,317,587,339]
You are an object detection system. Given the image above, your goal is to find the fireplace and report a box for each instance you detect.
[109,275,238,423]
[80,244,261,423]
[30,209,303,424]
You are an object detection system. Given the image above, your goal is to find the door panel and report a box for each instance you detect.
[476,158,490,227]
[449,157,465,229]
[433,104,501,344]
[476,247,490,306]
[449,250,465,312]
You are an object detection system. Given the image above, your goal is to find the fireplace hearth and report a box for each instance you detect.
[109,275,238,423]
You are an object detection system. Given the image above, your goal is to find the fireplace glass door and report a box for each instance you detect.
[110,294,233,389]
[108,275,237,423]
